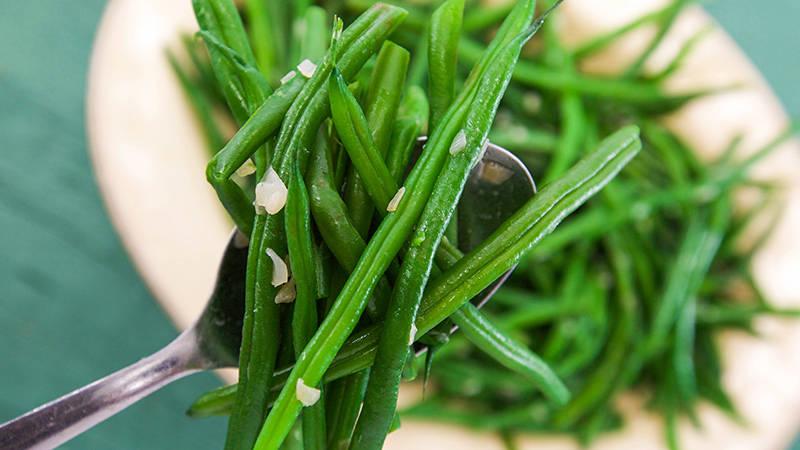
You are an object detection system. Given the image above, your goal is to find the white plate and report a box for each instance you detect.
[87,1,800,448]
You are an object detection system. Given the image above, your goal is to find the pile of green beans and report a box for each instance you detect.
[168,0,796,449]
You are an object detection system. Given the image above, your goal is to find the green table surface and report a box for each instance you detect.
[0,1,797,449]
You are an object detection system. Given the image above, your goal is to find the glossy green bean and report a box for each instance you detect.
[342,41,410,236]
[572,2,672,60]
[193,0,265,122]
[542,56,585,182]
[427,0,464,131]
[245,0,285,80]
[299,6,331,63]
[232,7,407,449]
[330,68,399,212]
[166,49,226,154]
[350,4,544,447]
[286,161,326,450]
[307,135,366,270]
[186,383,237,418]
[385,86,427,182]
[459,37,705,111]
[205,75,304,235]
[623,0,689,78]
[324,372,369,450]
[452,303,569,405]
[254,2,543,445]
[184,125,641,417]
[641,198,729,361]
[551,232,636,428]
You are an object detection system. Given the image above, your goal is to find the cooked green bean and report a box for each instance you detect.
[299,6,331,63]
[350,3,543,447]
[330,68,399,211]
[572,2,674,60]
[166,48,226,154]
[427,0,464,131]
[451,303,570,405]
[254,4,565,445]
[193,0,266,123]
[341,41,410,236]
[385,85,428,182]
[286,161,326,450]
[623,0,689,78]
[245,0,285,80]
[228,7,407,450]
[459,37,706,111]
[185,126,641,419]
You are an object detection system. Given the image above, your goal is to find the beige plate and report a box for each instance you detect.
[87,0,800,448]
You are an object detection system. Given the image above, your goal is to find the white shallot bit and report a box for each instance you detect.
[275,278,296,304]
[296,378,321,406]
[297,59,317,78]
[265,248,289,286]
[449,129,468,155]
[409,323,417,346]
[386,187,406,212]
[255,167,288,215]
[280,70,297,85]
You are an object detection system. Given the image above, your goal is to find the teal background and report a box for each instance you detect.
[0,1,796,449]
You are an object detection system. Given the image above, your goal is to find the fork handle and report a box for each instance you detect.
[0,329,206,450]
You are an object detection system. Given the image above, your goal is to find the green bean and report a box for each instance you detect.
[307,134,367,270]
[451,304,569,405]
[184,125,641,417]
[650,25,713,83]
[306,132,394,320]
[254,2,545,446]
[463,2,514,32]
[231,7,407,450]
[223,218,275,450]
[299,6,331,63]
[572,2,673,60]
[623,0,689,78]
[551,232,636,428]
[385,86,428,182]
[427,0,464,131]
[672,297,697,405]
[641,198,729,362]
[186,383,237,418]
[341,41,410,236]
[286,161,326,450]
[193,0,265,122]
[427,0,464,243]
[196,30,273,114]
[350,5,546,447]
[459,38,706,111]
[205,75,305,234]
[489,125,558,155]
[324,372,369,450]
[245,0,285,80]
[166,49,227,154]
[365,42,410,154]
[542,58,586,182]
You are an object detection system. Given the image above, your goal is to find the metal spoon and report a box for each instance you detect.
[0,142,535,450]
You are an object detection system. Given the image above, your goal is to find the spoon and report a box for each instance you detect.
[0,141,535,450]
